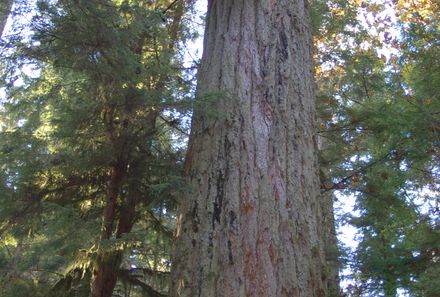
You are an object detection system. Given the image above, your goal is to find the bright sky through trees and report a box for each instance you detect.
[1,0,438,296]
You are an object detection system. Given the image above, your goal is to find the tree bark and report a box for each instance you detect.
[321,191,341,296]
[171,1,328,296]
[318,141,341,296]
[90,160,127,297]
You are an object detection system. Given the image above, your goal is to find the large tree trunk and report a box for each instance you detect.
[171,1,328,296]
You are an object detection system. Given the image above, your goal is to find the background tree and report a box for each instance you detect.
[314,0,440,295]
[0,0,196,296]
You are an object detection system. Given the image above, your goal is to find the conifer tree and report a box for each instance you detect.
[2,0,440,296]
[314,0,440,295]
[0,0,194,296]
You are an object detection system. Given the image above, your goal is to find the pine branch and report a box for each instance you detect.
[159,114,189,136]
[321,152,391,193]
[120,267,170,277]
[0,178,88,234]
[118,269,167,297]
[162,0,181,15]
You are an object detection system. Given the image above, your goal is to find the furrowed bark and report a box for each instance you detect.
[171,1,328,296]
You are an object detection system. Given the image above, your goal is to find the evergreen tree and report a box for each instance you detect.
[0,0,195,296]
[1,0,439,296]
[314,0,440,295]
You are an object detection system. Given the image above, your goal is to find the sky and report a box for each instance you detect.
[1,1,424,295]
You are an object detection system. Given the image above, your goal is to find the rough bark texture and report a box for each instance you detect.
[171,1,328,296]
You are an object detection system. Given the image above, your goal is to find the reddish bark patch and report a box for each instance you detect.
[282,287,299,297]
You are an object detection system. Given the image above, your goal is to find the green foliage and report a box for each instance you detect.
[314,0,440,296]
[2,0,439,296]
[0,0,195,295]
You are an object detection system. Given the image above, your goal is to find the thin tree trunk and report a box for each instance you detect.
[89,1,187,295]
[318,140,341,296]
[89,107,158,297]
[171,1,328,296]
[90,160,127,297]
[321,191,341,296]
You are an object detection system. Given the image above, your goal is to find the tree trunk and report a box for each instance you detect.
[90,160,127,297]
[171,1,328,296]
[321,191,341,296]
[89,1,187,295]
[318,141,341,296]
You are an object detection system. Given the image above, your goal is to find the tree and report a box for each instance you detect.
[0,1,193,296]
[3,0,438,296]
[314,0,440,295]
[170,1,329,296]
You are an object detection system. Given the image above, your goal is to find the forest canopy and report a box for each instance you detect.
[0,0,439,296]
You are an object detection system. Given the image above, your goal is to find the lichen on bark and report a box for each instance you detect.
[171,1,330,296]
